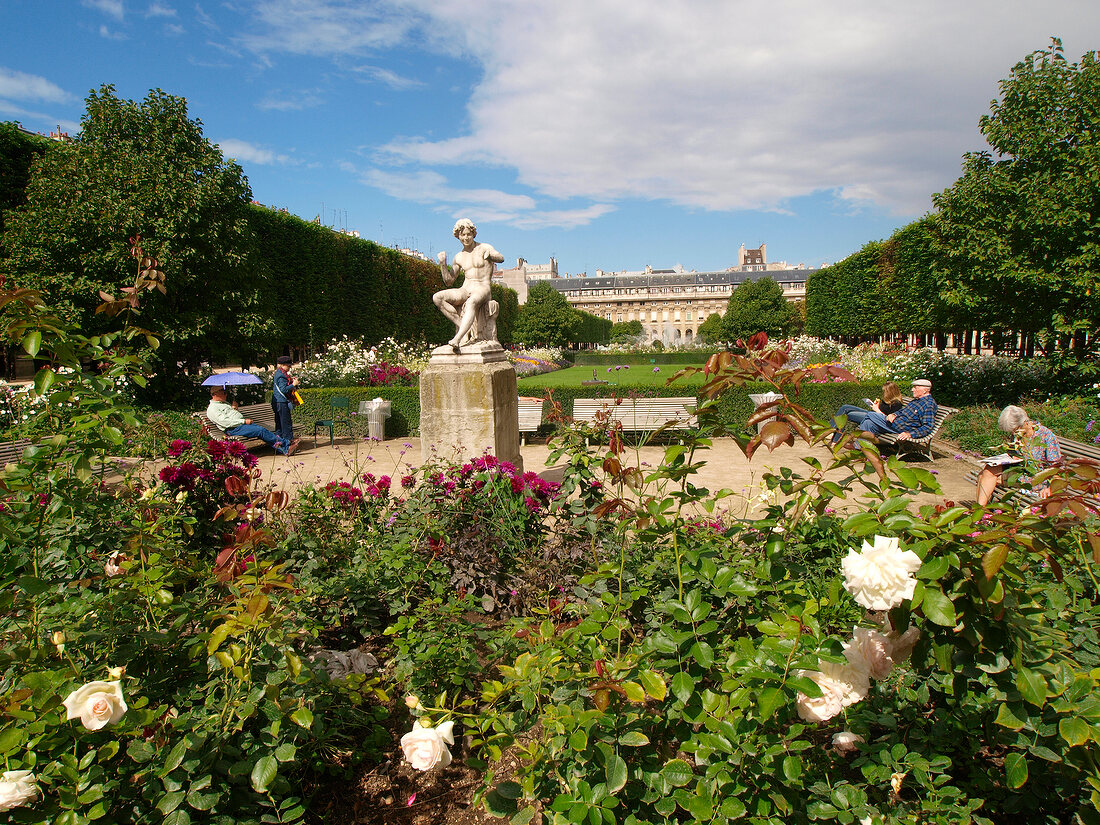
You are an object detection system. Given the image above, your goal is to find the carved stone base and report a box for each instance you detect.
[419,355,521,472]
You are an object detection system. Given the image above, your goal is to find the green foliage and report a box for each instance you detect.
[723,277,792,342]
[514,282,610,347]
[933,39,1100,348]
[248,207,451,357]
[2,87,270,380]
[696,312,725,344]
[0,122,48,240]
[295,386,419,438]
[610,320,643,344]
[491,282,519,345]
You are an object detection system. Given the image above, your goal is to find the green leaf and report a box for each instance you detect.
[163,811,191,825]
[605,753,628,794]
[274,743,297,763]
[161,739,188,775]
[250,755,278,793]
[495,781,523,800]
[569,728,588,752]
[919,586,956,627]
[639,670,667,701]
[290,707,313,729]
[620,681,646,703]
[618,731,650,747]
[1005,752,1029,789]
[755,687,784,720]
[994,702,1027,731]
[671,672,695,704]
[660,758,693,787]
[157,792,185,815]
[1017,668,1048,708]
[22,330,41,357]
[34,367,56,396]
[782,755,802,781]
[690,641,715,669]
[918,555,950,580]
[1060,717,1091,747]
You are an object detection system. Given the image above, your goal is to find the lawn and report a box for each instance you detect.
[518,362,705,389]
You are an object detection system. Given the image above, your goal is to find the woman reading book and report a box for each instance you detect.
[976,405,1061,505]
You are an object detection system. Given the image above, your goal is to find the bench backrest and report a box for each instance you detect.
[572,397,697,430]
[0,438,33,465]
[517,399,544,433]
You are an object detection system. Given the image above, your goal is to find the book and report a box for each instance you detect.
[981,453,1023,466]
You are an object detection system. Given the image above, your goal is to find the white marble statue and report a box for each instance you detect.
[435,218,504,351]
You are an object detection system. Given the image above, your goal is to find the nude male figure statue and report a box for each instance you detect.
[434,218,504,351]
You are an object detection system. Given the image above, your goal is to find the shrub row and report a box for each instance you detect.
[568,351,716,366]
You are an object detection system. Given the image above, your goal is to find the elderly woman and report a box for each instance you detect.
[976,405,1062,506]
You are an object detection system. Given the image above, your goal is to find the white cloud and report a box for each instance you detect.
[0,100,79,132]
[0,68,74,104]
[146,1,176,16]
[235,0,420,58]
[372,0,1100,216]
[82,0,124,19]
[218,138,293,165]
[99,24,128,40]
[256,88,324,111]
[360,167,613,229]
[352,64,423,90]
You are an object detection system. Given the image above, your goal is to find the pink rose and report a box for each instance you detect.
[62,680,128,731]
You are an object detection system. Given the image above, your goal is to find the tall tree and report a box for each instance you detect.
[491,283,519,345]
[697,312,725,344]
[722,277,791,342]
[1,86,270,380]
[513,281,581,346]
[932,40,1100,351]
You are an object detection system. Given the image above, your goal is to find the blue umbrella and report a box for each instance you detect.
[201,372,264,387]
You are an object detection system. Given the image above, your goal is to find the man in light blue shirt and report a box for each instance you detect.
[207,387,298,455]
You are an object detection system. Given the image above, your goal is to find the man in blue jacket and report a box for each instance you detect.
[272,356,299,443]
[856,379,938,442]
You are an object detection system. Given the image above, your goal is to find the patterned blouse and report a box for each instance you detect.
[1016,423,1061,486]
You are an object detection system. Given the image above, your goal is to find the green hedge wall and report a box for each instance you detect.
[249,207,452,355]
[295,387,420,439]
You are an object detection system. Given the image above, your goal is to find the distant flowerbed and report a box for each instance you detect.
[508,347,568,377]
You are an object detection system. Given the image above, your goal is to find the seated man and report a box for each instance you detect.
[206,387,299,456]
[854,379,938,443]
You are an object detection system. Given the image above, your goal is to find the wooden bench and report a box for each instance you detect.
[964,436,1100,507]
[572,396,697,445]
[517,397,544,446]
[192,402,288,447]
[0,438,33,466]
[873,402,959,460]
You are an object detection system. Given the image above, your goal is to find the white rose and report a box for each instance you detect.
[795,662,869,723]
[844,627,895,681]
[0,770,38,812]
[63,680,128,731]
[400,720,455,771]
[841,535,922,610]
[832,731,864,755]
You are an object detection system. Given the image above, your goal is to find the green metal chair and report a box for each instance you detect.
[312,396,353,446]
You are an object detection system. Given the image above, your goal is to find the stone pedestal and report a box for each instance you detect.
[419,342,522,472]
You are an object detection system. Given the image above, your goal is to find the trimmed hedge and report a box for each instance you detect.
[295,387,420,439]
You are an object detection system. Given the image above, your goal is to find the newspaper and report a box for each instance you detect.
[980,453,1023,466]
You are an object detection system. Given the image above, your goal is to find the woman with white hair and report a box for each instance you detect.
[976,405,1062,505]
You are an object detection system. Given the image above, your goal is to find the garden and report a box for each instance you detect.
[3,271,1100,825]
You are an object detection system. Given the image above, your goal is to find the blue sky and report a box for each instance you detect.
[2,1,1097,276]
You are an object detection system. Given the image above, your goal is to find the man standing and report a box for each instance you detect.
[272,355,299,443]
[856,379,938,441]
[434,218,504,351]
[207,387,298,455]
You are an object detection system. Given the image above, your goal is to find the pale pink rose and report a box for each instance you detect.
[0,771,38,812]
[832,731,864,755]
[841,535,922,610]
[844,627,895,681]
[400,720,455,771]
[62,680,128,731]
[795,662,869,723]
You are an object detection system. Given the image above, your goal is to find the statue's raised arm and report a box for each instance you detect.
[437,251,457,286]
